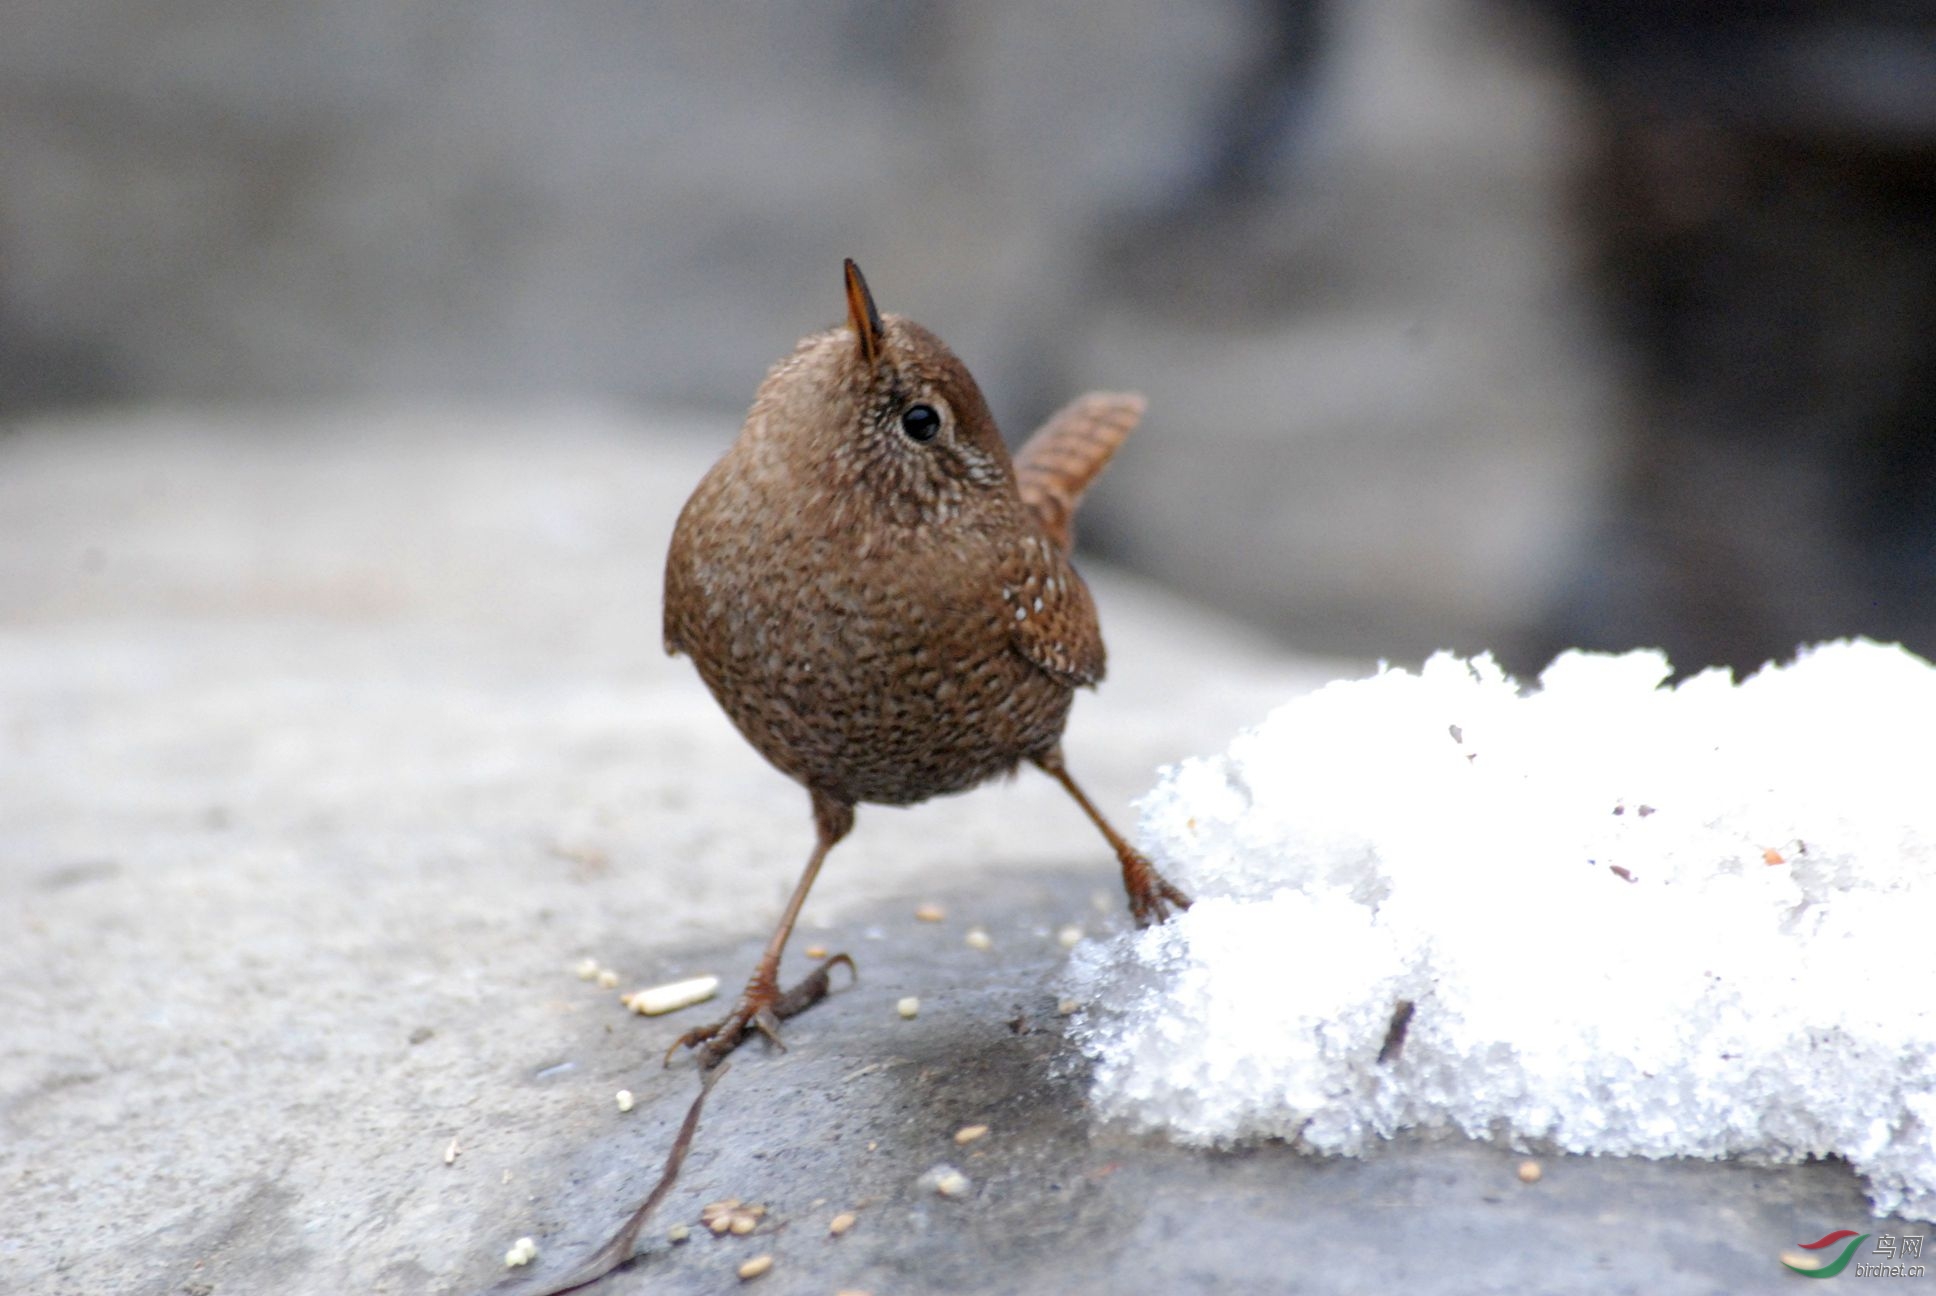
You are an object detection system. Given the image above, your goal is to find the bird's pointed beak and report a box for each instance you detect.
[843,258,885,367]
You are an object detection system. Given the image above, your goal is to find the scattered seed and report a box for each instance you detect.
[1056,998,1080,1016]
[443,1137,461,1165]
[897,997,920,1019]
[596,968,620,989]
[574,956,599,981]
[668,1224,690,1244]
[504,1236,538,1267]
[964,927,992,951]
[1056,924,1084,950]
[1609,865,1636,883]
[805,944,829,960]
[1517,1159,1542,1183]
[914,903,945,923]
[700,1200,764,1235]
[1763,847,1785,866]
[737,1254,773,1280]
[920,1163,972,1197]
[954,1124,989,1146]
[615,1089,634,1113]
[828,1211,857,1236]
[626,974,721,1016]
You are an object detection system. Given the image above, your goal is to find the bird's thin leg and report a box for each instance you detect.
[1032,747,1191,926]
[666,793,857,1068]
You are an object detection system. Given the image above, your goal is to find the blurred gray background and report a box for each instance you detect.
[5,0,1933,676]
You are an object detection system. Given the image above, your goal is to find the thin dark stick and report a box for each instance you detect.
[1377,1000,1415,1065]
[484,1061,729,1296]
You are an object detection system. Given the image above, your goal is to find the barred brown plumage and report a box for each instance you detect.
[660,259,1191,1067]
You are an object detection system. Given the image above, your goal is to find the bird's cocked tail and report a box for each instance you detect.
[1013,392,1145,552]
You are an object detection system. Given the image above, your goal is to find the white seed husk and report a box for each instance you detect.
[627,974,720,1016]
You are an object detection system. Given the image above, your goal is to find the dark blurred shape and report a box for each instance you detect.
[0,302,128,413]
[1072,0,1613,672]
[1525,2,1936,675]
[7,1,1929,681]
[1092,0,1332,312]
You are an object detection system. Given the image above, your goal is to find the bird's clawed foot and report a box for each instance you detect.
[664,953,856,1069]
[1121,848,1192,927]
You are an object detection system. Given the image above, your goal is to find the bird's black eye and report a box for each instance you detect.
[900,403,941,443]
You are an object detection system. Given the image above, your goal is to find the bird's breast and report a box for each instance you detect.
[668,506,1072,805]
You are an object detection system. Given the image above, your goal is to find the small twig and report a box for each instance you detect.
[483,1061,729,1296]
[1377,999,1416,1065]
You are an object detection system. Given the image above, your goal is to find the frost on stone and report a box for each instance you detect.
[1064,640,1936,1220]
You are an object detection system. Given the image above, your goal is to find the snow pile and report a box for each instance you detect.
[1065,640,1936,1219]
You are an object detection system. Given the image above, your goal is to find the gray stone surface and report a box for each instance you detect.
[0,406,1320,1295]
[474,869,1909,1296]
[1,409,1912,1296]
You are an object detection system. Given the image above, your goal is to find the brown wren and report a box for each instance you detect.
[661,260,1191,1067]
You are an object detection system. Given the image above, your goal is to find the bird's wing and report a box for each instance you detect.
[1000,532,1107,687]
[1012,392,1144,554]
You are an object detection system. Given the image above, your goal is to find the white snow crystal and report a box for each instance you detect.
[1066,640,1936,1220]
